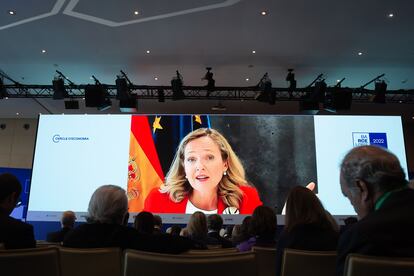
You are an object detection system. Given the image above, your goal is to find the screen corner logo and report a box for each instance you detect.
[52,134,89,143]
[352,132,388,148]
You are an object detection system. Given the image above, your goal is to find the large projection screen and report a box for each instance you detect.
[27,115,408,223]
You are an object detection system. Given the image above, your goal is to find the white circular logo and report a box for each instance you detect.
[223,207,239,214]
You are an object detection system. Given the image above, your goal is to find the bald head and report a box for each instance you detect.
[340,146,407,194]
[61,211,77,228]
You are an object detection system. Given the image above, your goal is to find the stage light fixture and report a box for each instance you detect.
[372,80,387,103]
[64,100,79,110]
[52,77,68,99]
[286,68,296,98]
[171,70,185,100]
[255,73,275,104]
[158,89,165,102]
[0,78,8,99]
[202,67,215,97]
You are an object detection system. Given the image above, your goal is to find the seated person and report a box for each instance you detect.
[237,206,277,251]
[207,214,234,248]
[46,210,77,243]
[186,211,208,249]
[153,215,163,235]
[337,146,414,276]
[0,173,36,249]
[276,186,338,276]
[231,216,252,246]
[144,128,262,214]
[133,211,154,235]
[63,185,193,254]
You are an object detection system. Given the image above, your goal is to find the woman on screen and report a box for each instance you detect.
[144,128,262,214]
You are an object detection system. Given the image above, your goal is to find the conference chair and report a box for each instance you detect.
[184,247,238,255]
[344,254,414,276]
[0,246,60,276]
[59,247,122,276]
[281,249,336,276]
[123,249,257,276]
[252,246,277,276]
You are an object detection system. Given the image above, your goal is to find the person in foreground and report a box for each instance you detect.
[63,185,193,253]
[336,145,414,276]
[275,186,338,276]
[0,173,36,249]
[144,128,262,214]
[46,210,77,243]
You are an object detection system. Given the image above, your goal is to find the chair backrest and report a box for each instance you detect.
[344,254,414,276]
[0,246,60,276]
[184,247,238,255]
[252,246,277,276]
[124,249,257,276]
[281,248,336,276]
[59,247,122,276]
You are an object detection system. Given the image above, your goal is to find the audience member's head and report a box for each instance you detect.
[180,227,189,237]
[343,216,358,226]
[340,145,407,218]
[167,225,182,236]
[187,211,208,240]
[87,185,128,225]
[285,186,336,233]
[134,211,155,234]
[223,225,234,239]
[153,215,162,231]
[207,214,223,232]
[249,205,277,239]
[61,211,77,228]
[0,173,22,215]
[232,216,252,244]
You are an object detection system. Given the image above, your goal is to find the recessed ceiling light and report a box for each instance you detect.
[245,78,250,82]
[387,13,394,18]
[261,11,267,16]
[154,77,158,81]
[358,52,363,56]
[146,50,150,54]
[134,11,139,15]
[8,10,16,15]
[337,79,341,82]
[252,50,256,54]
[5,97,9,100]
[41,49,47,54]
[16,112,19,116]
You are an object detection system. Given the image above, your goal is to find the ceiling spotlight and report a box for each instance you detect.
[146,50,150,54]
[154,77,158,81]
[252,50,256,54]
[8,10,16,15]
[387,13,394,18]
[261,11,267,16]
[41,49,47,54]
[245,78,250,82]
[134,11,139,15]
[358,52,363,56]
[16,112,20,116]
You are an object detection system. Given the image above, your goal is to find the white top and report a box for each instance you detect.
[185,200,218,214]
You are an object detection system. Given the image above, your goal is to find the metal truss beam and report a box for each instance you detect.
[2,84,414,103]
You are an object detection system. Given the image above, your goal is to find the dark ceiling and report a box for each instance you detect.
[0,0,414,117]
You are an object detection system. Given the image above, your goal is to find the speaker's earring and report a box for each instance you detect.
[223,171,227,176]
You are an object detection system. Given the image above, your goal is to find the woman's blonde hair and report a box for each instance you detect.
[160,128,249,208]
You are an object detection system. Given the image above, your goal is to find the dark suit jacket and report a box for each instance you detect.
[336,188,414,276]
[63,223,194,254]
[276,223,338,276]
[46,227,72,243]
[207,231,234,248]
[0,210,36,249]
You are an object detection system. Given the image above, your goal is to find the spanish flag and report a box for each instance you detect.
[127,116,164,212]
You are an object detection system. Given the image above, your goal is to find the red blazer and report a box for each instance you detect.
[144,185,262,214]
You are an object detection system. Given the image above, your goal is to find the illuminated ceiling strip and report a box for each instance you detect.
[0,0,66,31]
[63,0,242,27]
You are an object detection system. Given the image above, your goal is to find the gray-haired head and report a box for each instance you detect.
[340,146,407,194]
[87,185,128,224]
[61,210,77,228]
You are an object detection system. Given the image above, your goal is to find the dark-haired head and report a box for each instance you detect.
[285,186,335,233]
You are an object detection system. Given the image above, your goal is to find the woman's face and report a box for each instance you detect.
[183,136,228,195]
